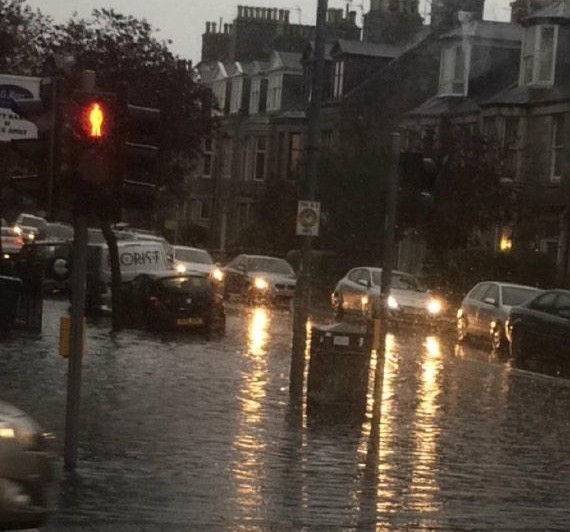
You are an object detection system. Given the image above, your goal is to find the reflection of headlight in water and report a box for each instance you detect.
[254,277,269,291]
[175,263,187,273]
[387,295,399,310]
[427,298,443,315]
[211,267,224,282]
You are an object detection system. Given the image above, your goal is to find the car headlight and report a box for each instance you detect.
[387,295,399,310]
[28,232,35,241]
[253,277,269,291]
[211,267,224,282]
[175,263,187,273]
[13,226,21,236]
[0,415,41,450]
[427,298,443,315]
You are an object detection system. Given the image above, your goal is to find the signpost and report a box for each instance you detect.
[0,75,41,142]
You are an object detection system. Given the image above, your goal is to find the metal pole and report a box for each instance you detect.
[64,70,95,470]
[373,133,401,350]
[64,213,87,470]
[290,0,328,400]
[46,76,58,220]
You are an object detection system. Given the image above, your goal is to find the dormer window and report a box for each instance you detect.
[230,77,243,114]
[521,25,558,86]
[250,78,261,114]
[439,44,468,96]
[333,60,345,99]
[267,73,283,111]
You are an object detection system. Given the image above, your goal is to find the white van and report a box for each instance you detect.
[87,240,172,312]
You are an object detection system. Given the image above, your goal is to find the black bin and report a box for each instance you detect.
[0,275,23,331]
[307,323,372,408]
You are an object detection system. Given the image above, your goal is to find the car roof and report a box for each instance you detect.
[474,281,541,290]
[240,254,287,260]
[174,245,210,252]
[351,266,413,276]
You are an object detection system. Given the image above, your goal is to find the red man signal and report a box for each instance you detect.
[81,101,106,139]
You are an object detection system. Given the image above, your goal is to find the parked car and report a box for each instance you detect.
[1,227,24,258]
[224,254,296,304]
[173,245,224,282]
[0,400,52,530]
[13,214,47,243]
[44,222,73,241]
[331,267,445,322]
[507,289,570,369]
[124,271,225,335]
[457,281,542,352]
[16,241,72,293]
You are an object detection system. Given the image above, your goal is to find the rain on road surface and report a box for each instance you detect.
[2,299,570,530]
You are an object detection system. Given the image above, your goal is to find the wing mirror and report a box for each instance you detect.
[483,297,497,306]
[357,279,370,288]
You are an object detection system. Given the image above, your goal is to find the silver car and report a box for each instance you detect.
[457,281,542,352]
[331,267,445,321]
[0,400,52,530]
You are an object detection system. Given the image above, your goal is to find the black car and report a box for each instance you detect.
[507,289,570,369]
[124,271,225,335]
[0,400,52,530]
[16,241,72,294]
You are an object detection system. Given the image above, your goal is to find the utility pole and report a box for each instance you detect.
[290,0,328,400]
[63,70,95,470]
[373,133,401,351]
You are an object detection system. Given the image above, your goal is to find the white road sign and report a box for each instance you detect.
[296,200,321,237]
[0,74,41,142]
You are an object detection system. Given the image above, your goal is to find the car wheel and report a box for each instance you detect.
[491,322,508,357]
[457,316,469,343]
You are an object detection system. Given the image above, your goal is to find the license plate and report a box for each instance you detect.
[176,317,204,326]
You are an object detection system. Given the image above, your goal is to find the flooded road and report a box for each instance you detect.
[2,300,570,530]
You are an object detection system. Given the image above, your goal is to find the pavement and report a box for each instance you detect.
[2,299,570,530]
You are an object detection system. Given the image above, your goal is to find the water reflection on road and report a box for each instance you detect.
[4,300,570,530]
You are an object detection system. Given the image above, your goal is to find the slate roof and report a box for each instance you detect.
[275,51,303,72]
[440,20,522,43]
[483,83,570,106]
[525,0,570,23]
[332,39,404,59]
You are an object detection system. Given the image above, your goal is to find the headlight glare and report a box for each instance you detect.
[387,295,399,310]
[427,298,443,315]
[254,277,269,291]
[211,267,224,282]
[175,263,187,273]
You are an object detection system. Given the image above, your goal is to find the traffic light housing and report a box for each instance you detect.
[399,151,440,202]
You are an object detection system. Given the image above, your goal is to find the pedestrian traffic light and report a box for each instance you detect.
[399,151,440,202]
[69,91,121,190]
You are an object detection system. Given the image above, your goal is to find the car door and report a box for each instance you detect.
[519,292,559,349]
[352,268,372,311]
[462,283,489,334]
[476,283,500,336]
[341,269,363,310]
[224,256,246,295]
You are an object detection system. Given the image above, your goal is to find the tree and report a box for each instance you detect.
[317,145,389,261]
[401,126,518,263]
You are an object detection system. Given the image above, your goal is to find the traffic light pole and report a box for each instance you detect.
[290,0,328,401]
[64,70,96,470]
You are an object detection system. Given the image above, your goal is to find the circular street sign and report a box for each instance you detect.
[298,207,318,228]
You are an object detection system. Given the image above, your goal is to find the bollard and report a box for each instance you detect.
[59,316,86,358]
[0,275,23,331]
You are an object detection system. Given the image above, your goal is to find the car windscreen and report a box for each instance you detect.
[158,276,209,292]
[175,249,213,265]
[371,270,426,292]
[502,287,540,306]
[20,216,46,229]
[248,258,294,275]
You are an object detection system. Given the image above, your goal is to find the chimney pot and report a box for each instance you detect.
[212,22,217,33]
[206,21,211,33]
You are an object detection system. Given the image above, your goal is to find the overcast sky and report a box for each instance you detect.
[26,0,512,65]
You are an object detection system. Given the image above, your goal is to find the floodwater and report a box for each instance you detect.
[2,300,570,530]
